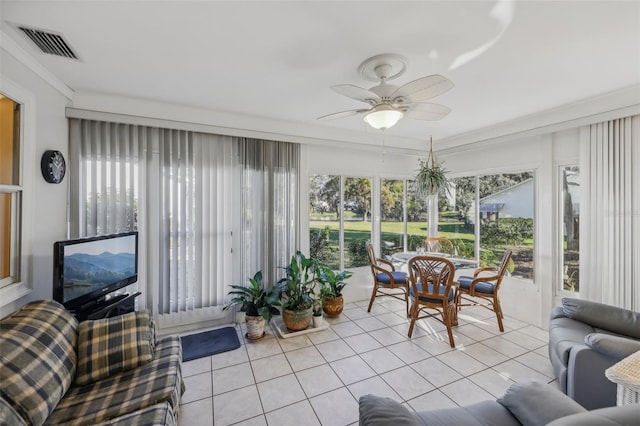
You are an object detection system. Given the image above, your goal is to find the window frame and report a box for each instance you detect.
[446,168,537,282]
[0,78,35,307]
[557,162,580,296]
[308,174,373,270]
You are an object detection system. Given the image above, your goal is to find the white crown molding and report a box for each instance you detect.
[437,85,640,153]
[1,29,74,100]
[69,91,428,157]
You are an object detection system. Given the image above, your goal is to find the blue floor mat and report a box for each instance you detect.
[181,326,241,362]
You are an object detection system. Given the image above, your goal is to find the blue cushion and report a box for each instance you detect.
[458,276,496,294]
[376,271,408,284]
[410,283,455,304]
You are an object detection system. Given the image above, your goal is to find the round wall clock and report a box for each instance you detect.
[41,150,66,184]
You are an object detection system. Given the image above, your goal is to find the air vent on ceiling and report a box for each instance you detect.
[18,25,78,59]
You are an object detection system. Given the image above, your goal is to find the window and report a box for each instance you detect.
[379,178,430,257]
[379,176,478,260]
[0,95,22,291]
[478,172,534,278]
[560,165,580,292]
[440,176,476,259]
[309,175,372,269]
[344,177,372,267]
[441,172,535,279]
[309,175,340,268]
[380,179,405,258]
[311,171,535,280]
[406,179,428,250]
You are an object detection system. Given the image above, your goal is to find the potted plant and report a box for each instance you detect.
[312,299,323,328]
[223,271,281,340]
[413,139,450,198]
[414,137,450,237]
[277,251,318,331]
[318,265,353,317]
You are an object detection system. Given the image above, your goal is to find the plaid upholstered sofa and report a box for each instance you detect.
[0,300,185,425]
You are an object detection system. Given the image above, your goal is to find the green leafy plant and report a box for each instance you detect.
[277,251,319,311]
[413,138,451,198]
[414,158,450,198]
[347,239,369,267]
[310,226,335,261]
[312,299,323,316]
[317,266,353,300]
[223,271,281,322]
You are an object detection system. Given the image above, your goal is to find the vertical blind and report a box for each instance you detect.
[69,120,146,236]
[155,131,238,313]
[580,115,639,310]
[69,118,300,324]
[69,120,148,306]
[239,138,299,286]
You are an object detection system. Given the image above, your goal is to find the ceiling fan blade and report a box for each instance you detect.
[404,103,451,121]
[317,109,369,121]
[392,75,454,103]
[331,84,381,104]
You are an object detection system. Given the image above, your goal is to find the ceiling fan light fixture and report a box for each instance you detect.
[363,105,403,130]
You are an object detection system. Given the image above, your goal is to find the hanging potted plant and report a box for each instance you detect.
[414,137,451,237]
[277,251,318,332]
[414,138,450,197]
[223,271,281,340]
[318,266,353,317]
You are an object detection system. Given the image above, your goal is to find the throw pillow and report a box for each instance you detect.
[359,394,423,426]
[497,380,586,426]
[75,310,154,386]
[561,298,640,339]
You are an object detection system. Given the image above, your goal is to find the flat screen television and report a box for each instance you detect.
[53,231,138,311]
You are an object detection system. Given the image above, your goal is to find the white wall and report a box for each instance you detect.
[0,50,71,318]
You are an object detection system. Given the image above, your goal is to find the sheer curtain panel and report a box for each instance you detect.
[580,115,639,310]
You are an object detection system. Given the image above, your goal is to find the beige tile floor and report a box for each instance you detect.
[178,297,556,426]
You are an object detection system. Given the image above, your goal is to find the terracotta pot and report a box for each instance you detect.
[323,295,344,317]
[282,308,313,332]
[245,314,266,340]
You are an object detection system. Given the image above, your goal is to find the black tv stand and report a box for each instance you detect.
[71,292,141,322]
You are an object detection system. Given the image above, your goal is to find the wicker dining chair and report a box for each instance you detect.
[456,250,513,332]
[366,243,410,316]
[407,256,457,347]
[423,237,454,256]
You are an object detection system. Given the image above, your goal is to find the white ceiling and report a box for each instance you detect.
[2,1,640,152]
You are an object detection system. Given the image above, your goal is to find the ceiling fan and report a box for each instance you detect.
[318,53,454,130]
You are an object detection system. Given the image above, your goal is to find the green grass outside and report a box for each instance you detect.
[310,219,475,242]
